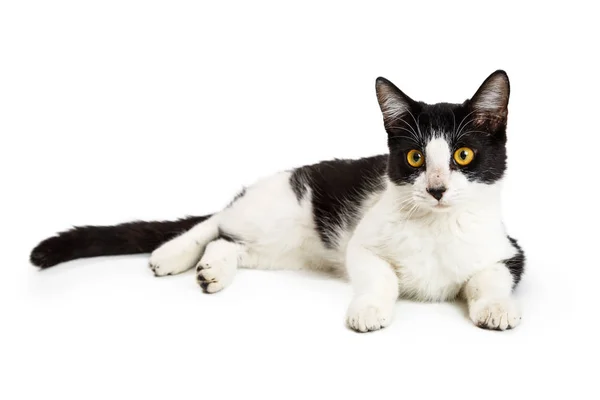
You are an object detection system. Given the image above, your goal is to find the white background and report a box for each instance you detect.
[2,1,599,399]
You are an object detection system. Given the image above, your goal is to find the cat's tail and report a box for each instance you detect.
[29,215,212,268]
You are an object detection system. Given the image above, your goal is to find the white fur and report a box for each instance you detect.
[349,179,515,303]
[345,242,398,332]
[218,172,342,273]
[424,137,451,189]
[149,216,218,276]
[196,239,241,293]
[150,137,519,332]
[463,264,521,330]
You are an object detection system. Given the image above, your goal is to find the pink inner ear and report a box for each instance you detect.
[474,87,507,111]
[377,88,409,120]
[375,78,414,127]
[471,75,509,130]
[472,73,509,115]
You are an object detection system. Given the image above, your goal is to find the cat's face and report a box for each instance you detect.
[376,71,510,212]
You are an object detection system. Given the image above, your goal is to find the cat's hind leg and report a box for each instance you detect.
[195,238,244,293]
[149,215,219,276]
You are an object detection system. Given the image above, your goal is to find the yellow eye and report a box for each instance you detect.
[454,147,475,166]
[406,149,424,168]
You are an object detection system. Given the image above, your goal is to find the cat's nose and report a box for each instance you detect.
[427,186,446,201]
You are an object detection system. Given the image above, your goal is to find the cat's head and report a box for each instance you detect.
[375,70,510,212]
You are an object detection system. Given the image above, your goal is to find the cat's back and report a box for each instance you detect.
[289,154,388,201]
[289,154,388,248]
[218,154,388,272]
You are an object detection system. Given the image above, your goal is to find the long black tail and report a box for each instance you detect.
[30,215,212,268]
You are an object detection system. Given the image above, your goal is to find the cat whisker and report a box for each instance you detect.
[388,126,421,141]
[416,113,424,138]
[451,110,456,138]
[390,119,421,145]
[455,110,477,137]
[397,118,419,137]
[395,198,416,211]
[455,119,476,142]
[389,135,420,146]
[402,204,421,227]
[405,109,425,141]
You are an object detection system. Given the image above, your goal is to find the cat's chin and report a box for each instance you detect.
[413,202,454,214]
[430,203,453,213]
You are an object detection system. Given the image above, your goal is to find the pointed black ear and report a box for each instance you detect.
[469,70,510,126]
[376,77,415,128]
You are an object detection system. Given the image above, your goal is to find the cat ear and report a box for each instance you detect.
[376,77,415,127]
[469,70,510,126]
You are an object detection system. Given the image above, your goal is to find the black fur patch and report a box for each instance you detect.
[290,156,388,248]
[289,168,308,201]
[384,102,507,185]
[29,215,211,268]
[505,236,525,288]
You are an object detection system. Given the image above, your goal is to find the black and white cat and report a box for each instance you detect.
[30,70,525,332]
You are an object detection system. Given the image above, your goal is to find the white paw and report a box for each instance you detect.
[149,237,201,277]
[196,259,236,293]
[469,297,521,330]
[346,295,394,333]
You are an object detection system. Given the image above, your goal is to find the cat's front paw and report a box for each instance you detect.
[469,297,521,330]
[346,295,394,333]
[149,238,200,277]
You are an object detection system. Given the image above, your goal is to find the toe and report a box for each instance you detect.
[470,298,521,331]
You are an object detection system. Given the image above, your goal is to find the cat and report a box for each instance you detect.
[30,70,525,332]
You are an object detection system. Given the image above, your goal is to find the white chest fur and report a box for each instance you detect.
[352,188,516,302]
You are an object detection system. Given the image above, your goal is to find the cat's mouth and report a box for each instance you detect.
[432,202,451,212]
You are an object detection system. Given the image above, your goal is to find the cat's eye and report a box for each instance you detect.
[453,147,475,166]
[406,149,424,168]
